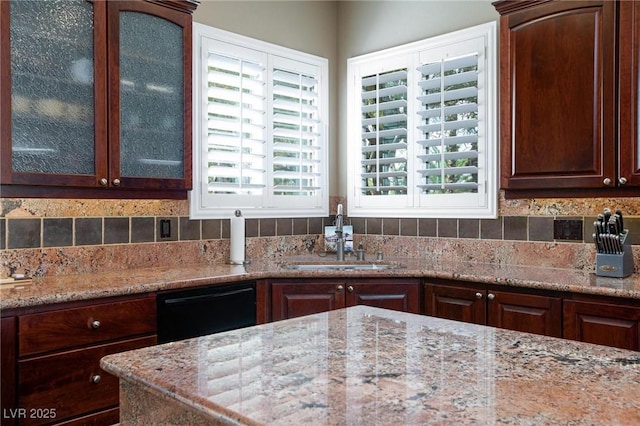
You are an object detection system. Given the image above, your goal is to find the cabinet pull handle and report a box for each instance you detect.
[475,292,483,299]
[347,286,354,293]
[619,177,628,185]
[603,177,612,186]
[112,178,121,186]
[91,375,101,384]
[91,320,101,329]
[99,178,108,186]
[487,293,495,301]
[337,285,344,292]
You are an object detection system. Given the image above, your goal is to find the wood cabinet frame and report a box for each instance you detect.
[0,0,197,199]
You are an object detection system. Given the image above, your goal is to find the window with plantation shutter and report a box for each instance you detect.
[348,22,497,218]
[191,24,328,219]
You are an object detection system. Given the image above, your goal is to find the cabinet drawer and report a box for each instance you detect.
[18,336,156,426]
[19,296,156,356]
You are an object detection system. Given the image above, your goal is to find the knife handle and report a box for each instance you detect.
[615,210,624,232]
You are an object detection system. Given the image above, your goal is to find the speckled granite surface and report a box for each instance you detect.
[101,305,640,425]
[2,256,640,310]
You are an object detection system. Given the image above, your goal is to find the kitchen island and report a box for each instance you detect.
[101,305,640,425]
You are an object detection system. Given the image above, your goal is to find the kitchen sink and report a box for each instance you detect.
[284,263,404,271]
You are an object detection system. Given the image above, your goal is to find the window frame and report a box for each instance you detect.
[190,24,329,219]
[347,22,497,219]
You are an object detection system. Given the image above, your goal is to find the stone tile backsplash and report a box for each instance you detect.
[2,196,640,277]
[4,214,640,250]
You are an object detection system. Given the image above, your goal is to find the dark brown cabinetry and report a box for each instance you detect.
[0,0,197,199]
[619,0,640,187]
[564,297,640,351]
[270,278,421,322]
[4,295,157,426]
[425,280,562,337]
[1,317,17,426]
[493,0,640,196]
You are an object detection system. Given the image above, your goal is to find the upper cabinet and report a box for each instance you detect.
[0,0,198,199]
[494,0,640,197]
[619,0,640,187]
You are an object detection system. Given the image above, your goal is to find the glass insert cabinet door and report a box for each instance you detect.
[108,2,192,189]
[1,0,193,192]
[2,0,108,187]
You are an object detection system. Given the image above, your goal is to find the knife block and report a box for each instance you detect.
[596,231,634,277]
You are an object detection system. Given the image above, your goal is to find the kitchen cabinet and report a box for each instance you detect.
[424,280,563,337]
[8,294,157,426]
[619,0,640,186]
[270,278,421,322]
[493,0,633,196]
[1,317,17,426]
[564,296,640,351]
[0,0,198,199]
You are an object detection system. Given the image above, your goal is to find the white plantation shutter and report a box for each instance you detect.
[191,25,328,219]
[417,54,479,193]
[272,64,322,197]
[360,69,408,195]
[347,22,496,218]
[206,50,266,196]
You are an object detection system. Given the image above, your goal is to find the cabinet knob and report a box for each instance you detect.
[487,293,495,301]
[91,375,101,384]
[99,178,108,186]
[91,320,101,329]
[112,178,121,186]
[337,285,344,292]
[603,177,612,186]
[475,292,483,299]
[347,285,354,293]
[619,177,628,185]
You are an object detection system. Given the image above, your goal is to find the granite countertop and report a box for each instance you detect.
[2,256,640,310]
[101,305,640,425]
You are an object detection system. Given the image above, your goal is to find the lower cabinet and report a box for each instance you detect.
[1,317,17,426]
[564,297,640,351]
[270,278,421,321]
[4,294,157,426]
[424,280,563,338]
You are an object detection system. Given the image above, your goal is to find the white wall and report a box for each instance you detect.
[192,0,499,197]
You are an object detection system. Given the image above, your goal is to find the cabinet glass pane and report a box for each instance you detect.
[10,0,95,175]
[119,12,184,179]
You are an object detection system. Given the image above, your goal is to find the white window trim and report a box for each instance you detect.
[190,24,329,219]
[347,22,497,219]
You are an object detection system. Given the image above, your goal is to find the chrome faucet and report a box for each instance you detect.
[335,204,345,261]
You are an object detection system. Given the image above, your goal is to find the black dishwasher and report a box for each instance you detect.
[157,281,256,343]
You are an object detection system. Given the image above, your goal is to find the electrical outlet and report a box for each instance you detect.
[160,219,171,238]
[553,219,583,241]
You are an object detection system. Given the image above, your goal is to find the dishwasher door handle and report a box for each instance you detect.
[162,287,254,306]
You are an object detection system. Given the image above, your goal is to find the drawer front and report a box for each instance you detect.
[19,296,156,356]
[18,336,156,426]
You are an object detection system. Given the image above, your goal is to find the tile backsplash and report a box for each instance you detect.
[2,195,640,277]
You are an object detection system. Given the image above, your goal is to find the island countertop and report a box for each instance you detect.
[101,305,640,425]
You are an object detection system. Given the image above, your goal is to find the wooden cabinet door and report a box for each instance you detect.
[347,280,420,314]
[618,0,640,187]
[271,282,345,322]
[0,0,108,189]
[487,290,562,337]
[496,0,616,191]
[18,336,156,426]
[564,299,640,351]
[106,1,193,191]
[1,317,17,426]
[424,283,485,325]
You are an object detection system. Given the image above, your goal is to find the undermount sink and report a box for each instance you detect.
[284,263,404,271]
